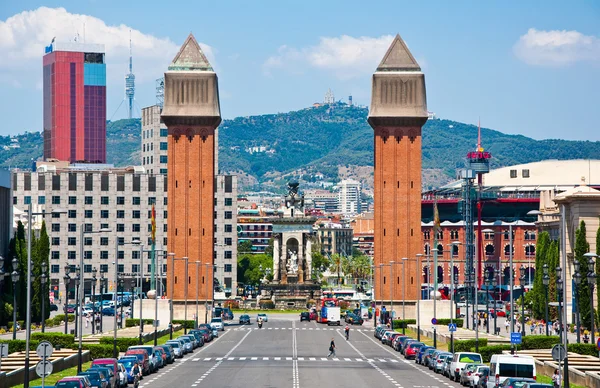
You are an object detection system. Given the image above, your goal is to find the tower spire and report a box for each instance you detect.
[125,30,135,119]
[477,117,482,151]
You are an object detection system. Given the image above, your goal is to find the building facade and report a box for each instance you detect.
[317,223,353,257]
[337,180,361,215]
[141,105,168,175]
[214,175,238,296]
[12,166,167,300]
[0,169,11,257]
[237,209,275,253]
[43,42,107,163]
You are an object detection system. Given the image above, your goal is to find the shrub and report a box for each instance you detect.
[99,337,139,349]
[125,318,154,328]
[259,300,275,309]
[31,333,75,348]
[451,339,488,352]
[0,329,5,334]
[393,319,416,329]
[568,343,598,357]
[478,345,513,362]
[45,319,54,327]
[0,339,40,354]
[223,300,239,310]
[172,320,195,329]
[521,335,560,350]
[435,318,464,327]
[82,344,116,359]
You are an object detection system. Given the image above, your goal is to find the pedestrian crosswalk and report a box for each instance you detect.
[189,356,399,363]
[232,327,373,332]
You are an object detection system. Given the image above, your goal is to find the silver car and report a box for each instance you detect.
[434,353,451,373]
[177,336,193,352]
[443,356,453,377]
[165,340,184,358]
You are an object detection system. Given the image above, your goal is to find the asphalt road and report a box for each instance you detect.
[138,314,465,388]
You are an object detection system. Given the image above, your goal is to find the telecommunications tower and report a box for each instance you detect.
[125,31,135,119]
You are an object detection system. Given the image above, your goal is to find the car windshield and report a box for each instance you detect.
[211,318,222,322]
[56,382,81,388]
[459,354,482,363]
[167,342,179,348]
[499,364,534,378]
[119,359,135,368]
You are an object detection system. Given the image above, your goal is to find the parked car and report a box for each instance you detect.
[520,384,552,388]
[128,346,160,372]
[124,349,150,375]
[177,336,193,353]
[384,332,401,346]
[257,313,268,322]
[433,353,452,374]
[222,308,234,320]
[210,317,224,331]
[66,304,77,313]
[153,346,166,367]
[477,367,490,388]
[404,342,424,360]
[88,363,116,388]
[428,350,445,369]
[417,346,435,365]
[400,339,419,354]
[78,370,108,388]
[239,314,251,324]
[102,307,116,316]
[118,357,140,384]
[157,344,175,364]
[443,356,453,377]
[469,366,489,388]
[488,354,536,388]
[56,377,92,388]
[165,340,184,358]
[459,363,483,386]
[50,303,59,312]
[449,352,483,382]
[499,378,536,388]
[395,336,414,352]
[300,312,311,322]
[391,334,406,351]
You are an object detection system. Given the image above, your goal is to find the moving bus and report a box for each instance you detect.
[316,298,338,324]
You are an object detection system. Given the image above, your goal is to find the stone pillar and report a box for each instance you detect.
[281,244,288,284]
[305,238,312,280]
[273,235,280,282]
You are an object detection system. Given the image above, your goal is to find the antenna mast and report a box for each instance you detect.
[125,30,136,119]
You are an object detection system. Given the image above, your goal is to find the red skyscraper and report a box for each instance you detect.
[43,41,107,163]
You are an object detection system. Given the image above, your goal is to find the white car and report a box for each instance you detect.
[81,307,94,316]
[257,313,268,322]
[211,317,224,331]
[449,352,483,382]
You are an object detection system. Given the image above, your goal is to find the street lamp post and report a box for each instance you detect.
[205,263,211,324]
[74,266,81,367]
[63,269,70,335]
[40,261,48,333]
[493,269,499,335]
[90,268,97,335]
[183,257,189,334]
[519,265,526,336]
[485,277,491,334]
[585,254,597,345]
[542,265,550,336]
[11,258,19,340]
[168,252,175,339]
[119,274,125,333]
[573,260,582,343]
[556,269,565,384]
[390,261,394,331]
[416,254,423,341]
[99,272,106,333]
[137,243,145,345]
[195,261,200,330]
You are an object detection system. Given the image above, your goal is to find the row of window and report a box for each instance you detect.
[54,262,232,275]
[423,243,535,256]
[423,230,536,241]
[50,248,234,260]
[17,195,165,206]
[15,173,166,192]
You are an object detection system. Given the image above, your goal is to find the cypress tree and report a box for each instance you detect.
[532,232,550,319]
[548,240,559,320]
[39,221,50,322]
[15,221,28,321]
[575,220,591,330]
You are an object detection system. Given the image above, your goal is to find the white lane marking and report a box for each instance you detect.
[239,357,246,360]
[251,357,258,360]
[275,357,281,360]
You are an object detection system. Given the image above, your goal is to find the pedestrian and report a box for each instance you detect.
[344,325,350,340]
[551,369,561,388]
[85,315,89,328]
[530,322,535,335]
[505,319,509,333]
[327,337,336,358]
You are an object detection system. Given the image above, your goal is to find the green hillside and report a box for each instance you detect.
[1,105,600,189]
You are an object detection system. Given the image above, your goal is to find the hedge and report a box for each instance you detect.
[451,339,488,352]
[31,333,75,349]
[568,343,598,357]
[125,318,154,328]
[393,319,416,328]
[82,344,117,359]
[259,300,275,309]
[435,319,464,327]
[52,314,75,326]
[99,336,139,349]
[521,335,560,350]
[479,345,513,362]
[173,320,195,329]
[0,339,40,354]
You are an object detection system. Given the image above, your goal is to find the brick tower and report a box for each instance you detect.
[368,34,428,306]
[162,34,221,302]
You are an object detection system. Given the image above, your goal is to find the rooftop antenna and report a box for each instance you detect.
[477,117,482,152]
[125,30,135,119]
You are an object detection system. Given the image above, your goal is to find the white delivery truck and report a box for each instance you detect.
[326,306,341,326]
[488,354,536,388]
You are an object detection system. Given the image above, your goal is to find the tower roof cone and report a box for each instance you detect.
[168,33,213,71]
[377,34,421,72]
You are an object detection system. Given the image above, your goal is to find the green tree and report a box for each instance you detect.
[14,221,28,321]
[242,254,273,285]
[575,221,592,330]
[548,240,560,320]
[532,232,551,319]
[237,240,254,284]
[329,254,343,286]
[311,250,330,282]
[31,221,50,323]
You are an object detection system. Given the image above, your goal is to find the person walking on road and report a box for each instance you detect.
[327,337,336,357]
[505,319,510,333]
[344,325,350,340]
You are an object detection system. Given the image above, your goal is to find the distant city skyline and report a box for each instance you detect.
[0,1,598,141]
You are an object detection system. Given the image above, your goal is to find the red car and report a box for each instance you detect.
[489,308,506,317]
[55,377,91,388]
[309,311,317,320]
[404,342,425,359]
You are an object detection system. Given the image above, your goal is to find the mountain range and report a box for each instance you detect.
[2,104,599,192]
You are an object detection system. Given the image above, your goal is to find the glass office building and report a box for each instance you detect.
[43,42,107,163]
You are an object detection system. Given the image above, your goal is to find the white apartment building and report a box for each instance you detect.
[337,179,361,215]
[141,105,168,175]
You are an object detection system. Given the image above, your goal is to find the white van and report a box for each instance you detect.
[488,354,536,388]
[449,352,483,381]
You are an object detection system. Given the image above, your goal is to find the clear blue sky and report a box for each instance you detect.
[0,1,598,140]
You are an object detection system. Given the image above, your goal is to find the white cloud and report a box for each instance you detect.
[0,7,215,87]
[263,35,395,79]
[513,28,600,66]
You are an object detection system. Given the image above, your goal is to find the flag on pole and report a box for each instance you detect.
[151,204,156,244]
[433,200,441,235]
